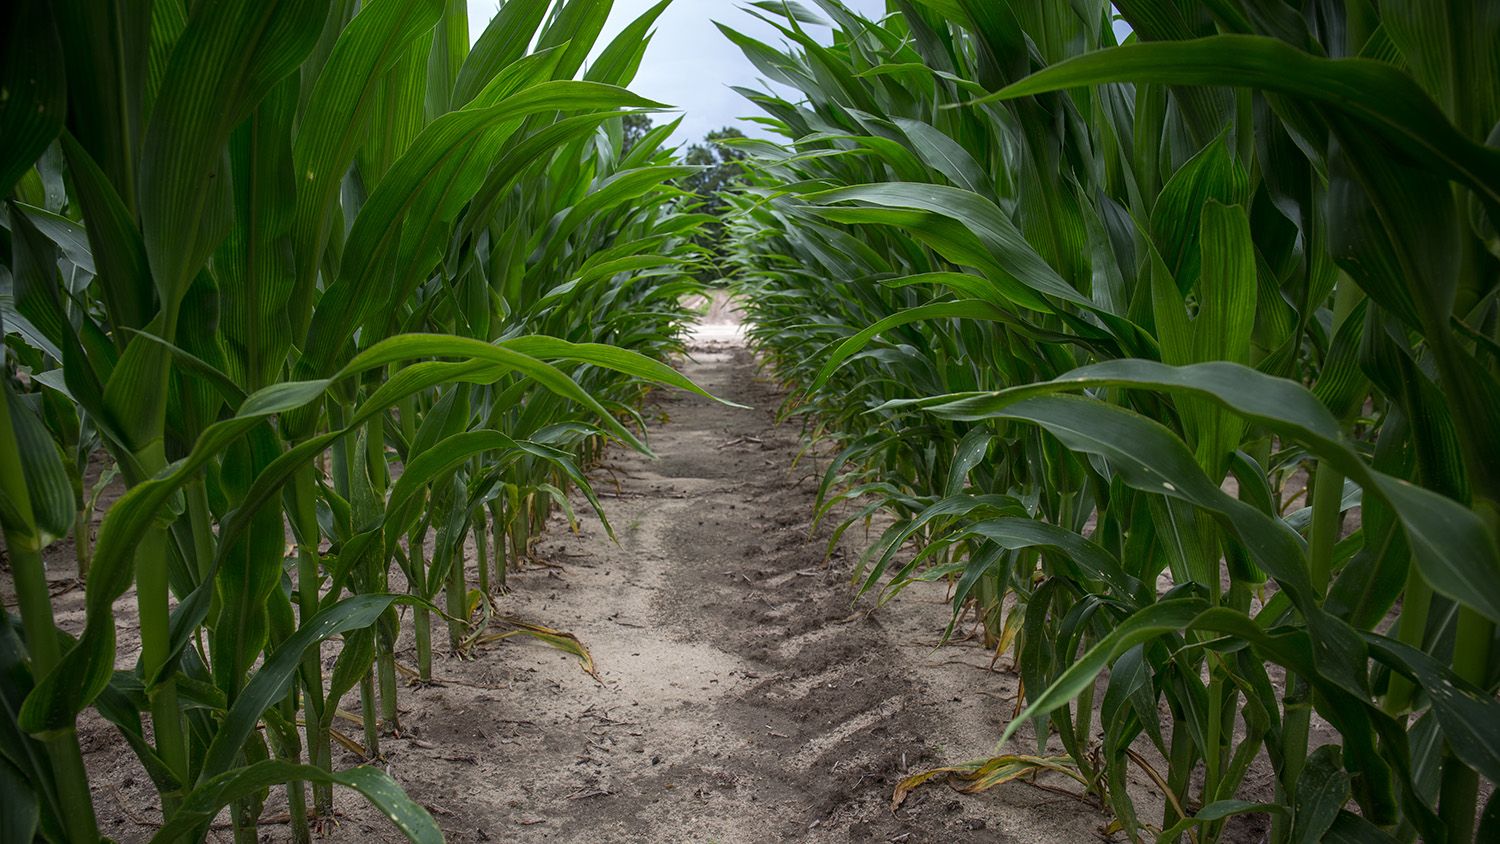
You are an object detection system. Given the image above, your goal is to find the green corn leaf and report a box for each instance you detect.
[1189,200,1256,471]
[810,300,1015,392]
[534,166,703,269]
[50,0,151,205]
[959,518,1143,602]
[928,360,1500,625]
[1381,0,1500,141]
[1364,634,1500,784]
[18,377,332,734]
[497,335,738,406]
[139,0,328,309]
[11,204,97,276]
[1322,811,1401,844]
[58,132,156,336]
[893,118,989,197]
[425,0,468,118]
[121,328,248,406]
[862,494,1028,595]
[0,617,66,843]
[2,386,75,545]
[6,205,72,371]
[336,334,647,450]
[970,35,1500,207]
[296,82,667,389]
[945,427,992,497]
[0,755,40,843]
[211,340,670,595]
[1154,801,1286,844]
[1291,745,1349,844]
[462,109,641,240]
[716,24,813,92]
[209,424,286,695]
[1149,138,1249,291]
[385,431,529,524]
[319,626,375,736]
[997,598,1209,745]
[198,595,423,780]
[410,383,472,459]
[207,76,298,395]
[809,183,1092,308]
[0,0,65,198]
[536,0,616,81]
[930,393,1375,698]
[92,672,183,794]
[290,0,444,324]
[586,0,672,87]
[153,760,440,843]
[453,0,551,106]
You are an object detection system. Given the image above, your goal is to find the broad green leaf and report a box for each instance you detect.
[318,627,375,738]
[1154,801,1285,844]
[209,424,285,694]
[1291,745,1348,844]
[809,183,1092,308]
[424,0,468,118]
[585,0,672,87]
[497,335,738,406]
[12,204,96,275]
[997,598,1208,744]
[959,518,1143,602]
[0,756,39,842]
[121,328,248,406]
[3,386,75,544]
[295,82,667,390]
[0,0,65,198]
[927,392,1374,697]
[139,0,328,308]
[1364,634,1500,785]
[17,375,332,734]
[288,0,445,334]
[59,132,155,335]
[1381,0,1500,141]
[1149,141,1249,292]
[1322,811,1401,844]
[453,0,551,106]
[971,35,1500,206]
[154,761,439,843]
[200,594,411,779]
[50,0,151,204]
[535,0,616,82]
[810,300,1015,391]
[533,165,702,269]
[893,117,989,196]
[335,334,648,450]
[928,360,1500,625]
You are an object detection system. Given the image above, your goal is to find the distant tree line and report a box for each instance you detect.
[623,116,746,281]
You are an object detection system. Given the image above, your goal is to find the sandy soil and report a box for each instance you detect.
[11,341,1208,843]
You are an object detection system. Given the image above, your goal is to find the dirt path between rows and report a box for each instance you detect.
[38,341,1137,842]
[336,343,1116,843]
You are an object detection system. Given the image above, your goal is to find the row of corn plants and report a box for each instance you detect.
[0,0,721,841]
[724,1,1498,842]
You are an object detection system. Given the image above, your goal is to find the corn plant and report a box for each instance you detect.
[727,2,1499,842]
[1,0,721,841]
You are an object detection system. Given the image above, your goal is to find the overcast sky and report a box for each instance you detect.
[467,0,888,146]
